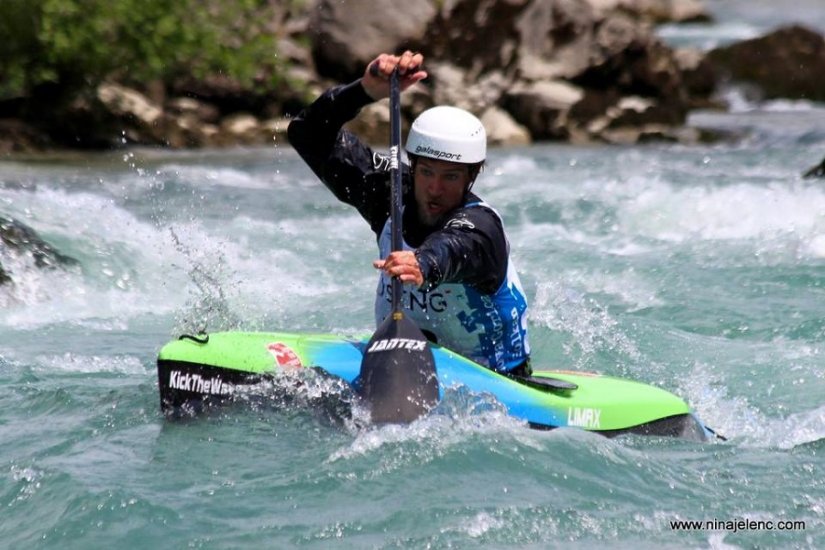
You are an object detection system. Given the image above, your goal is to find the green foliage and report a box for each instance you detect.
[0,0,283,101]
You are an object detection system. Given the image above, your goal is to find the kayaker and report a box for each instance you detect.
[287,51,530,375]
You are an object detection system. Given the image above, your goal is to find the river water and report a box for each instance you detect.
[2,7,825,550]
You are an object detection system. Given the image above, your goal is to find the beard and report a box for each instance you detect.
[415,202,447,228]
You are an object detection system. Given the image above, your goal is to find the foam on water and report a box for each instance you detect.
[0,168,379,333]
[0,185,189,326]
[327,388,526,471]
[619,181,825,244]
[679,362,825,450]
[532,280,643,367]
[499,151,825,267]
[155,164,274,190]
[33,353,146,375]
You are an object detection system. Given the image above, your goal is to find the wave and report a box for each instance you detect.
[498,152,825,264]
[679,363,825,450]
[619,181,825,245]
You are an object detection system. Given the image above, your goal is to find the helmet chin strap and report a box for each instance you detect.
[463,163,483,200]
[463,180,475,201]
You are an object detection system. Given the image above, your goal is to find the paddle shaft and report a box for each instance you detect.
[389,68,403,316]
[355,68,439,424]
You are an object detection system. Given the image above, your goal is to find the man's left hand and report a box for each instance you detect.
[373,251,424,287]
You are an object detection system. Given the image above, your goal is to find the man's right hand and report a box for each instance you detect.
[361,51,427,101]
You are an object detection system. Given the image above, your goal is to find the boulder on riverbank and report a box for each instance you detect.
[307,0,713,145]
[707,25,825,103]
[20,0,825,154]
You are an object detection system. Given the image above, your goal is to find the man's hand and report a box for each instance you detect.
[361,51,427,101]
[373,251,424,287]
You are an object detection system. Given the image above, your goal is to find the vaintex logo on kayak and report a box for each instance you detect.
[169,370,234,395]
[367,338,427,353]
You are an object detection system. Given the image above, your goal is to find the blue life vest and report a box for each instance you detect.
[374,203,530,372]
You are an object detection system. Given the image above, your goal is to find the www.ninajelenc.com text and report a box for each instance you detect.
[670,518,806,534]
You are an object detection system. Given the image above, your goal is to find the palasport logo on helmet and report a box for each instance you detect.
[415,145,462,161]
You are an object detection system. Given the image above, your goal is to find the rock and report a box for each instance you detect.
[586,95,676,135]
[0,119,51,154]
[170,73,275,115]
[707,25,825,102]
[399,82,434,120]
[95,83,170,145]
[673,47,720,108]
[480,106,532,146]
[572,13,684,99]
[277,37,314,66]
[343,99,394,145]
[0,215,77,287]
[162,113,211,148]
[200,124,221,144]
[422,1,693,143]
[503,80,585,139]
[310,0,438,82]
[600,123,676,144]
[803,156,825,179]
[513,0,602,81]
[422,0,530,76]
[220,113,265,145]
[427,62,469,107]
[97,83,163,127]
[426,62,503,113]
[143,79,167,107]
[166,97,221,124]
[262,118,291,144]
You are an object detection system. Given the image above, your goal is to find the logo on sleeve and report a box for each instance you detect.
[445,218,475,230]
[372,152,391,171]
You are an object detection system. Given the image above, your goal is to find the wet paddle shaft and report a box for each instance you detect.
[389,68,403,317]
[355,66,439,423]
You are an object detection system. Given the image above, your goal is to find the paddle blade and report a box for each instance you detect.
[357,314,439,424]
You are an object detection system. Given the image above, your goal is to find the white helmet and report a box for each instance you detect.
[405,106,486,164]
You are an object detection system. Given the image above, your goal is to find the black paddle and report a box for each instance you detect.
[356,67,439,423]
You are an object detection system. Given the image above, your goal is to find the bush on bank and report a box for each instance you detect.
[0,0,284,103]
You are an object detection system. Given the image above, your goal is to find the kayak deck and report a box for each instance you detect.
[157,331,710,440]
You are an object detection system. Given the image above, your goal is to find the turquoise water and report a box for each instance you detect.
[5,0,825,529]
[2,102,823,548]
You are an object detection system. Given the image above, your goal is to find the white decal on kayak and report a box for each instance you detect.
[567,407,601,429]
[367,338,427,353]
[169,371,234,396]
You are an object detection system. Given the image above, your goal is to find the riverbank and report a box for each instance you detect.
[2,0,823,155]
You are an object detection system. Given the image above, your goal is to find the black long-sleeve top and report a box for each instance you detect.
[287,80,510,295]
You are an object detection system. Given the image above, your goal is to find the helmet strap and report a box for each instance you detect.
[464,162,483,199]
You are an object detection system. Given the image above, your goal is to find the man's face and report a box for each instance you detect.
[413,158,471,227]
